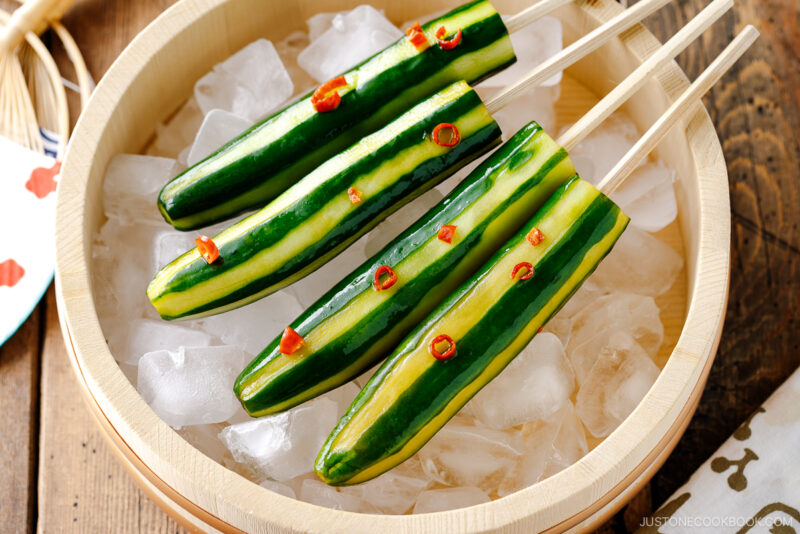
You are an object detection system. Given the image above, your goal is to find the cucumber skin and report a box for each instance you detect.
[316,178,629,485]
[157,1,514,230]
[150,87,500,320]
[234,123,574,416]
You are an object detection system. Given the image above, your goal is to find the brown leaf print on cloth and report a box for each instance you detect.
[711,448,759,491]
[734,407,766,441]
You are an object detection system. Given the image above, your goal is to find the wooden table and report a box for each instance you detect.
[1,0,797,532]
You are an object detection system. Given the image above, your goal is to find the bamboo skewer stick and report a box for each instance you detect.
[486,0,675,115]
[597,25,759,195]
[505,0,573,34]
[557,0,733,151]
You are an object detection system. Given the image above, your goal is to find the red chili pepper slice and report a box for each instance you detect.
[279,327,305,355]
[511,262,534,281]
[312,92,341,112]
[408,30,429,51]
[373,265,398,291]
[430,334,456,360]
[435,26,462,50]
[405,22,423,36]
[348,186,362,204]
[195,235,220,264]
[313,75,347,101]
[527,227,545,246]
[311,75,347,112]
[537,327,543,333]
[438,224,457,244]
[432,123,460,147]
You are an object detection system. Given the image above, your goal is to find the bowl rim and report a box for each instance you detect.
[54,0,731,531]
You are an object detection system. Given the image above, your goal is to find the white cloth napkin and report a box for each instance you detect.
[638,367,800,533]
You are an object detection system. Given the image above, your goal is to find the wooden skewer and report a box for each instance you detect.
[557,0,733,151]
[505,0,573,34]
[597,25,759,195]
[486,0,674,115]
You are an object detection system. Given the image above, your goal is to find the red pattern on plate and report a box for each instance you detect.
[0,259,25,287]
[26,160,61,199]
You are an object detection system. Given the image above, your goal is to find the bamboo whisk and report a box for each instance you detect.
[0,0,89,159]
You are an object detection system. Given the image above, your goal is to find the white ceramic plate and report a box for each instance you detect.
[0,135,58,346]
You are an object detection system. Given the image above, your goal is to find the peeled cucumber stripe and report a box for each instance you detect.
[316,177,630,485]
[148,81,501,320]
[234,122,575,416]
[157,0,515,230]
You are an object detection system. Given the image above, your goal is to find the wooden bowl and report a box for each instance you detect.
[54,0,730,531]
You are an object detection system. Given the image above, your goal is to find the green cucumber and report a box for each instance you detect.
[234,121,575,416]
[158,0,515,230]
[316,176,629,485]
[148,81,500,320]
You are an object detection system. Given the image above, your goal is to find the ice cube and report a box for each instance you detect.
[93,218,164,319]
[542,402,589,478]
[186,109,253,167]
[469,333,574,429]
[319,380,361,417]
[195,39,293,122]
[153,231,195,271]
[260,479,297,499]
[364,188,444,257]
[554,279,605,319]
[481,85,560,140]
[412,487,490,514]
[482,16,563,88]
[226,405,253,425]
[299,479,378,512]
[353,470,430,514]
[610,161,677,232]
[498,402,588,496]
[298,5,403,83]
[541,315,571,347]
[306,12,337,42]
[575,331,660,437]
[290,234,369,308]
[275,31,317,96]
[219,397,338,481]
[418,417,523,490]
[103,154,179,223]
[591,226,683,297]
[137,345,249,428]
[567,292,663,383]
[147,97,205,159]
[497,409,561,496]
[563,113,639,184]
[109,318,213,365]
[176,423,232,464]
[199,288,304,356]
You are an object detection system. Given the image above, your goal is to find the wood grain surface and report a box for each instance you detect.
[0,0,796,532]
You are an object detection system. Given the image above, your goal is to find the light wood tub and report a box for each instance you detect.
[54,0,730,531]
